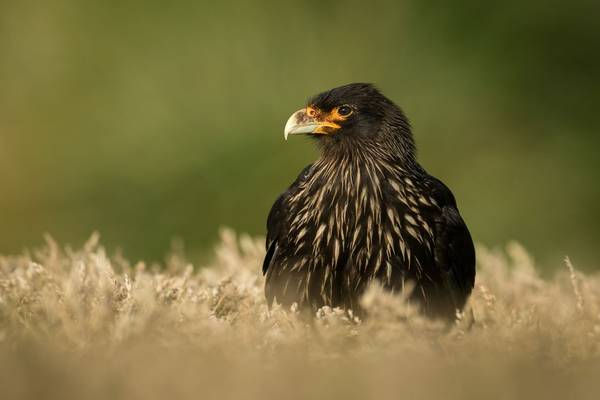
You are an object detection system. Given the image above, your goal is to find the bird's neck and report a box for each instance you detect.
[316,136,419,179]
[289,139,419,270]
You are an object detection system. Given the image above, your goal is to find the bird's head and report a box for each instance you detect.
[284,83,415,161]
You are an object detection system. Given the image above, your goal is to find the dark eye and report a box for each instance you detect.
[337,105,352,117]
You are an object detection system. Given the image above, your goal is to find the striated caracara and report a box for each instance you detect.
[263,83,475,319]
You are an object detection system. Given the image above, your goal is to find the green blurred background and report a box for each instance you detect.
[1,0,598,271]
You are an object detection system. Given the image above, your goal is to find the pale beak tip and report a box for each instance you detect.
[283,110,300,141]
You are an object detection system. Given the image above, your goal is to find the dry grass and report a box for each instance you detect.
[1,229,600,400]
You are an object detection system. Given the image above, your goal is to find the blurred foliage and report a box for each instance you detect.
[0,0,598,269]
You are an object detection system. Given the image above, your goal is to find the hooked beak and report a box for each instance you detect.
[283,108,341,140]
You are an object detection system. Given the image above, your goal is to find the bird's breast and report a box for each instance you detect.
[286,161,433,271]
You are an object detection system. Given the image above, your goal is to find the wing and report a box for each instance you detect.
[428,177,476,312]
[262,164,313,276]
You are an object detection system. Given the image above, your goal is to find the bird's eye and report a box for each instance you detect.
[337,105,352,117]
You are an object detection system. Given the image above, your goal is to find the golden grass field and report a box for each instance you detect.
[1,229,599,400]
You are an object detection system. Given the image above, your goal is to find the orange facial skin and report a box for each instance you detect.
[304,105,352,135]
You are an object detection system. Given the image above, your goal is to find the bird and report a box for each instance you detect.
[262,83,475,319]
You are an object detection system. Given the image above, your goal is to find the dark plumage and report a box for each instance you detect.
[263,83,475,319]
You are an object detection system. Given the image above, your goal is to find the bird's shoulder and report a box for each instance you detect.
[421,174,475,299]
[411,173,468,232]
[266,164,313,232]
[263,164,314,275]
[419,174,458,209]
[380,170,455,221]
